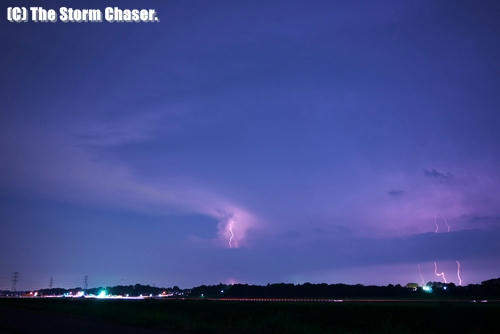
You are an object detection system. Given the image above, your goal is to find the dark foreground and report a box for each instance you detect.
[1,298,499,334]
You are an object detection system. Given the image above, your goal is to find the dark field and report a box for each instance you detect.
[0,298,499,334]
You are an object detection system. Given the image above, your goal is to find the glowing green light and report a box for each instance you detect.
[422,285,432,293]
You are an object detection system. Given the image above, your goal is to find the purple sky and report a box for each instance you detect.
[1,0,500,290]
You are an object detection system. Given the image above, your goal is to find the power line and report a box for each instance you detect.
[11,272,19,292]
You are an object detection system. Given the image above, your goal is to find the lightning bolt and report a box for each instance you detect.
[228,220,234,249]
[456,260,462,286]
[417,264,425,286]
[432,217,448,284]
[446,219,462,285]
[442,218,463,286]
[426,216,462,286]
[443,217,450,233]
[434,261,447,283]
[432,217,446,283]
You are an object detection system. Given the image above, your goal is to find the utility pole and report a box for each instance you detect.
[11,272,19,293]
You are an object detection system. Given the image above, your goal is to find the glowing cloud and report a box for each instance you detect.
[216,206,258,249]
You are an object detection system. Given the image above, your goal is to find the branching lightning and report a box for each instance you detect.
[434,261,447,283]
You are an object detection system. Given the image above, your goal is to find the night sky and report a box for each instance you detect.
[1,0,500,290]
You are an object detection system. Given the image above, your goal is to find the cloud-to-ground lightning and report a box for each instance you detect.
[434,261,447,283]
[445,220,463,285]
[444,217,450,232]
[456,260,462,286]
[432,217,447,283]
[217,207,256,249]
[417,264,425,286]
[228,220,234,249]
[438,217,463,286]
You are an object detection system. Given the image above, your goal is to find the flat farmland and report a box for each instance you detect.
[0,298,499,334]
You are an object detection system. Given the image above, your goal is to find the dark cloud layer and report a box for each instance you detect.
[424,168,453,183]
[388,190,405,197]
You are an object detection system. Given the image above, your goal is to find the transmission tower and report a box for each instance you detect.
[11,272,19,292]
[49,277,53,289]
[84,275,88,291]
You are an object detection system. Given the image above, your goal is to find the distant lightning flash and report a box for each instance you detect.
[444,217,450,233]
[432,217,447,283]
[228,221,234,249]
[434,261,447,283]
[445,219,463,285]
[456,260,462,286]
[418,264,425,286]
[442,218,463,285]
[432,216,449,284]
[428,216,463,286]
[446,221,464,286]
